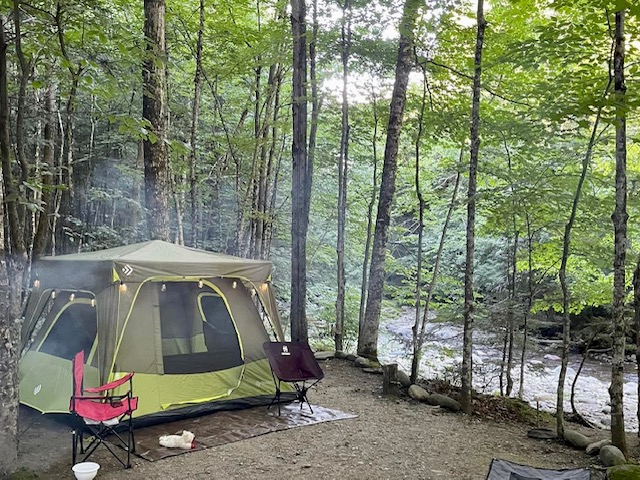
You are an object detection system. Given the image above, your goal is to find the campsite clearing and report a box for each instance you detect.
[19,358,621,479]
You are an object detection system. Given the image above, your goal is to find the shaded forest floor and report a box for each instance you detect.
[13,358,639,479]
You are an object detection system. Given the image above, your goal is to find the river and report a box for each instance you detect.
[377,310,640,432]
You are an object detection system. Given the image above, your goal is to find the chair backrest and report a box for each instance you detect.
[72,350,84,397]
[263,342,324,382]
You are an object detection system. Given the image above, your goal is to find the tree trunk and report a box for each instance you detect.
[461,0,486,415]
[609,9,627,456]
[335,0,351,353]
[32,80,57,258]
[633,256,640,438]
[506,229,518,396]
[411,169,460,383]
[290,0,309,343]
[518,211,534,399]
[0,16,27,474]
[358,89,379,342]
[143,0,170,241]
[358,0,422,360]
[556,101,605,441]
[189,0,204,248]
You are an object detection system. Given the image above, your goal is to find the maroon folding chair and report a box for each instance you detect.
[263,342,324,415]
[70,351,138,468]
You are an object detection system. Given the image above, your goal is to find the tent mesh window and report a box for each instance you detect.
[160,283,242,374]
[39,300,97,360]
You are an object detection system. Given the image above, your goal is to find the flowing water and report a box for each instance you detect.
[377,310,639,432]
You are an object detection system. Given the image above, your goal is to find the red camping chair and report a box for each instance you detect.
[70,351,138,468]
[263,342,324,415]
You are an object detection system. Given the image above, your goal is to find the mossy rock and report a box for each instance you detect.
[607,464,640,480]
[7,468,38,479]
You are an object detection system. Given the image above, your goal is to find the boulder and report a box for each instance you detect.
[563,429,591,449]
[354,356,379,369]
[362,367,383,374]
[607,464,640,480]
[345,353,357,362]
[314,351,335,360]
[408,384,430,401]
[334,351,348,359]
[425,393,461,412]
[397,370,411,388]
[600,445,626,467]
[586,439,611,456]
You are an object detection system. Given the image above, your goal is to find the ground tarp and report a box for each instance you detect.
[134,403,357,461]
[486,459,591,480]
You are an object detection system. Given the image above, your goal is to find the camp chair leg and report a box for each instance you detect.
[267,378,283,415]
[72,429,77,465]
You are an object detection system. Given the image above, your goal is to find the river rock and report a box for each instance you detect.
[397,370,411,388]
[425,393,461,412]
[408,384,430,401]
[362,367,383,374]
[314,351,334,360]
[354,356,379,369]
[563,429,591,449]
[600,445,626,467]
[586,439,611,455]
[607,464,640,480]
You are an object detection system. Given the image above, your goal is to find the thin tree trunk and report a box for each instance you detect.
[461,0,486,415]
[290,0,309,343]
[359,0,422,360]
[189,0,204,248]
[143,0,170,241]
[411,169,460,383]
[506,229,518,396]
[518,211,533,399]
[609,8,627,456]
[32,80,57,258]
[556,102,606,441]
[358,89,379,341]
[335,0,351,353]
[13,0,31,243]
[633,256,640,438]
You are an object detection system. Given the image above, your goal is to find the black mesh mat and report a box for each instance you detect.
[486,459,591,480]
[134,403,356,461]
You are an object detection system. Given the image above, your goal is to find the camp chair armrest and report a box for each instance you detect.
[84,373,134,393]
[71,394,109,401]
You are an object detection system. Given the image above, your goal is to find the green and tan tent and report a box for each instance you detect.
[20,240,289,421]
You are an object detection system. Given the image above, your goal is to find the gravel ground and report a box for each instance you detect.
[20,358,611,479]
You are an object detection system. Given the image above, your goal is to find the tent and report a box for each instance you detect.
[486,459,591,480]
[19,240,289,422]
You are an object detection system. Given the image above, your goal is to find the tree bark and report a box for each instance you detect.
[461,0,486,415]
[32,80,57,258]
[335,0,351,353]
[189,0,204,248]
[609,8,627,456]
[358,0,422,360]
[290,0,309,343]
[0,16,26,475]
[143,0,170,241]
[556,100,606,440]
[633,256,640,438]
[358,88,379,342]
[518,211,533,399]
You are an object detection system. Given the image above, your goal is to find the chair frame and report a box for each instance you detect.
[70,351,137,468]
[263,342,324,416]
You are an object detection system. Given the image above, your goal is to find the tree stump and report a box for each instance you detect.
[382,363,400,396]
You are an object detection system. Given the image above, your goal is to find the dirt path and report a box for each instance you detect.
[19,358,613,479]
